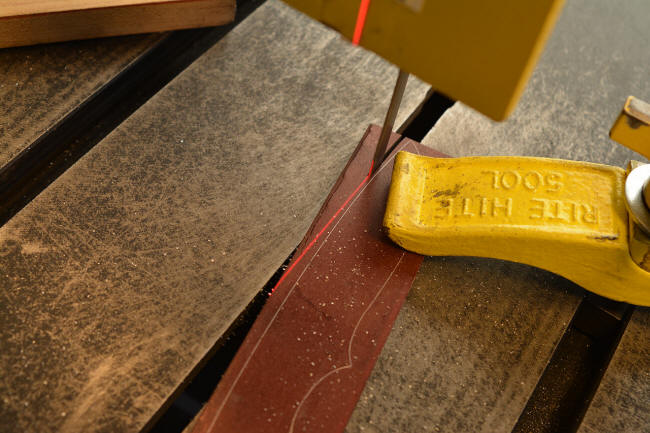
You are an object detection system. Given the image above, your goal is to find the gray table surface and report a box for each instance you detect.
[0,1,428,432]
[347,258,581,433]
[0,34,162,168]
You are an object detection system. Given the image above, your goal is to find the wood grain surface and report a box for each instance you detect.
[0,0,192,16]
[0,33,161,168]
[0,0,234,48]
[577,309,650,433]
[0,1,428,432]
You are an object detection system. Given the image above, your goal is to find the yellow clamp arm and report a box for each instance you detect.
[384,153,650,306]
[610,96,650,160]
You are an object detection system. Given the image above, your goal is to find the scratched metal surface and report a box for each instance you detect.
[347,0,650,432]
[0,1,428,432]
[0,33,162,168]
[577,309,649,433]
[346,258,581,433]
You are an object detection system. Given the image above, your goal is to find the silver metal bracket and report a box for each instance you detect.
[625,163,650,235]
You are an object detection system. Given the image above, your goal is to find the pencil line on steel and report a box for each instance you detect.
[288,252,406,433]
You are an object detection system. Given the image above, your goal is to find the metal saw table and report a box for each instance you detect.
[0,1,647,432]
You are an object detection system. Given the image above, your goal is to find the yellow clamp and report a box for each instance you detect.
[384,153,650,306]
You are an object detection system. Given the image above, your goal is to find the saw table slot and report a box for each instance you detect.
[577,308,650,433]
[397,90,455,143]
[0,33,162,197]
[512,296,633,433]
[0,0,265,229]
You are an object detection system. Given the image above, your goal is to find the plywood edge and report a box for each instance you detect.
[0,1,200,17]
[0,0,235,48]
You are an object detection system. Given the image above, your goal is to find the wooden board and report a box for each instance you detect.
[0,0,235,48]
[0,1,429,432]
[0,33,161,168]
[577,309,650,433]
[1,0,210,15]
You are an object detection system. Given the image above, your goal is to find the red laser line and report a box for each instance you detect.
[270,161,374,296]
[352,0,372,45]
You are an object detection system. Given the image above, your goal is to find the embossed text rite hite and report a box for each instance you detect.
[385,96,650,306]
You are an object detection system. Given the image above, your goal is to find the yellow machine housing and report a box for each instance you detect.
[282,0,565,120]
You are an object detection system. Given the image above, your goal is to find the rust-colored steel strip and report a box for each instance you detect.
[191,125,445,433]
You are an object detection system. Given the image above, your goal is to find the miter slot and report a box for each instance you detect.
[0,0,266,228]
[512,296,633,433]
